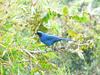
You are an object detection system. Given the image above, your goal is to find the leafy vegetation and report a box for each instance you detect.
[0,0,100,75]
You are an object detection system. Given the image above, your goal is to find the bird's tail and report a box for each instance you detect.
[61,38,73,42]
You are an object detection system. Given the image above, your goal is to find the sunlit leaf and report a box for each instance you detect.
[38,25,48,32]
[62,6,68,16]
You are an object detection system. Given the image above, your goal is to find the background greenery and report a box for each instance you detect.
[0,0,100,75]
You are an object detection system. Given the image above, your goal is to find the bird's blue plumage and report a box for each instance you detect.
[37,31,72,46]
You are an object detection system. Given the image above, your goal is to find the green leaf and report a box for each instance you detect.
[38,25,48,32]
[72,12,90,23]
[62,6,68,16]
[43,9,57,23]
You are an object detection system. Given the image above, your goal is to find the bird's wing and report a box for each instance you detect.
[43,35,61,46]
[46,35,61,41]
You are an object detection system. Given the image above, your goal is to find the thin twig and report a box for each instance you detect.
[21,49,35,58]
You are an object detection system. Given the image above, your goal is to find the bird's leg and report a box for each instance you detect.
[52,43,59,51]
[45,46,52,52]
[50,44,55,51]
[51,45,54,50]
[45,46,49,52]
[59,41,65,49]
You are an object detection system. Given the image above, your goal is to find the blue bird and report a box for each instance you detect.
[37,31,72,46]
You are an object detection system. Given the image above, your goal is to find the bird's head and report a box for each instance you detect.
[37,31,43,37]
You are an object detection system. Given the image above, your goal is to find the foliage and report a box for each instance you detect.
[0,0,100,75]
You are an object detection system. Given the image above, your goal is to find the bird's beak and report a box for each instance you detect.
[34,31,37,34]
[35,33,37,34]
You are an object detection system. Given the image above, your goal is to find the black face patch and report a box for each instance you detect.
[37,32,42,37]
